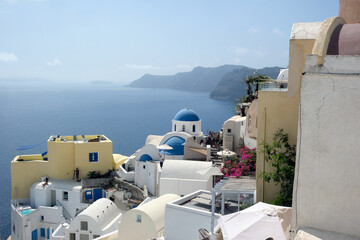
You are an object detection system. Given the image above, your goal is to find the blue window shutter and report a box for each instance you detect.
[89,152,98,162]
[32,229,38,240]
[40,228,45,237]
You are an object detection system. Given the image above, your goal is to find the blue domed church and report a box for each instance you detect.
[158,107,203,160]
[132,107,206,195]
[172,108,202,136]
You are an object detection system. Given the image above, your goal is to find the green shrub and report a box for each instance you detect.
[260,129,296,207]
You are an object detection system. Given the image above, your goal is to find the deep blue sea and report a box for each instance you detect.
[0,82,234,239]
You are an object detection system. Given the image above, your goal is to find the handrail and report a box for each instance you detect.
[56,200,72,221]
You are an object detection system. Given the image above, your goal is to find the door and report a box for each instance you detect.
[93,189,102,201]
[32,229,38,240]
[51,190,56,206]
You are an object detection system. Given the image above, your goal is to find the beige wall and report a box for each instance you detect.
[74,141,113,179]
[11,135,113,200]
[11,157,50,199]
[48,141,75,179]
[256,91,299,203]
[256,23,319,203]
[245,99,258,139]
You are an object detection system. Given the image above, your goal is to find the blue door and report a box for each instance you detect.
[93,188,102,201]
[32,229,38,240]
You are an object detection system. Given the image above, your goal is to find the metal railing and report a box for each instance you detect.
[56,200,72,221]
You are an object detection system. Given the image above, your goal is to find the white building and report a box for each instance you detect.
[117,194,180,240]
[57,198,122,240]
[292,25,360,238]
[171,107,202,136]
[120,107,209,196]
[159,160,220,197]
[164,190,221,240]
[11,179,85,240]
[11,203,64,240]
[222,115,246,151]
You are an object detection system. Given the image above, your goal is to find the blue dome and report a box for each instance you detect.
[173,108,200,121]
[160,136,185,156]
[139,154,153,162]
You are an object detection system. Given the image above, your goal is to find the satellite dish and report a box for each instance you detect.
[125,192,132,199]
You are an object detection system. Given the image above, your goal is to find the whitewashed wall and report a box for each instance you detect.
[172,119,202,136]
[293,55,360,237]
[55,188,82,219]
[135,161,159,195]
[159,178,211,196]
[164,190,220,240]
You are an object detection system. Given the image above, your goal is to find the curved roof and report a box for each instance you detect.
[161,160,214,180]
[160,136,185,155]
[173,108,200,121]
[133,194,180,231]
[77,198,121,230]
[139,154,153,162]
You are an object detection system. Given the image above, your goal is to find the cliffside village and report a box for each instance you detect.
[10,1,360,239]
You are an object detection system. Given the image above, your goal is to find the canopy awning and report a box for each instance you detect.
[188,147,207,155]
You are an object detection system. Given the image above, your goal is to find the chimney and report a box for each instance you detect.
[339,0,360,23]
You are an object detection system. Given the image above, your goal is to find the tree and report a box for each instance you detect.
[260,129,296,207]
[243,72,271,102]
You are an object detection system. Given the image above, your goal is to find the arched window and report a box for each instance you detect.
[192,125,196,132]
[182,125,185,131]
[174,124,176,131]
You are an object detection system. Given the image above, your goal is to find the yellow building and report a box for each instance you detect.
[256,0,359,204]
[11,135,114,200]
[256,22,322,203]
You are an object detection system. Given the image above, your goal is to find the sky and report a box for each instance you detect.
[0,0,339,84]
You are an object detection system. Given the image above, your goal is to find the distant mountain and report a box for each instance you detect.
[210,66,282,100]
[128,65,247,92]
[127,65,283,100]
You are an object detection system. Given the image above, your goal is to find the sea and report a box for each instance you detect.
[0,82,235,239]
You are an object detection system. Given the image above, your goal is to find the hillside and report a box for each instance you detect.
[209,67,282,100]
[128,65,283,100]
[128,65,247,92]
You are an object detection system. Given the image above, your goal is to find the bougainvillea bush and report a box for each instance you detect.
[220,145,256,177]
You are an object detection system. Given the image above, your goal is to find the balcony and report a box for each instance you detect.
[12,154,47,163]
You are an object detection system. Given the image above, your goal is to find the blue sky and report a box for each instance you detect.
[0,0,338,84]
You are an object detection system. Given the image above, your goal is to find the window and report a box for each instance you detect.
[227,129,231,133]
[80,234,89,240]
[80,221,88,231]
[136,214,142,223]
[41,215,44,221]
[69,233,76,240]
[192,125,196,132]
[12,224,15,234]
[63,191,68,201]
[93,235,100,239]
[143,165,146,169]
[174,124,176,131]
[182,125,185,131]
[40,228,45,237]
[89,152,99,162]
